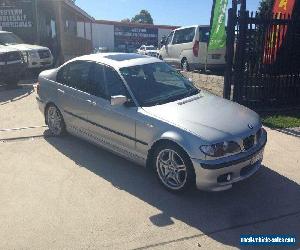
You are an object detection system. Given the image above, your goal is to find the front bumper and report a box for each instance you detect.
[0,62,26,82]
[192,129,267,191]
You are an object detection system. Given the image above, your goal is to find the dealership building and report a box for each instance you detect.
[0,0,178,63]
[92,20,178,52]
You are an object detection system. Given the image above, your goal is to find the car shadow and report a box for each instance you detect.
[0,85,34,106]
[45,134,300,249]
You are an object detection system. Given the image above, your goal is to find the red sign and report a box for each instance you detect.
[263,0,296,64]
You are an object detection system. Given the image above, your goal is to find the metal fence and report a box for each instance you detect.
[224,8,300,108]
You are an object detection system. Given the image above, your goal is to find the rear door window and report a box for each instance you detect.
[57,61,95,95]
[172,27,196,44]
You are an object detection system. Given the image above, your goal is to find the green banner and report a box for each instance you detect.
[208,0,228,51]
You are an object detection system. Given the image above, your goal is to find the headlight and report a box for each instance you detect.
[27,51,39,58]
[20,51,28,63]
[200,141,241,157]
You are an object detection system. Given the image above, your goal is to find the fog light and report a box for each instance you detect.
[217,173,233,183]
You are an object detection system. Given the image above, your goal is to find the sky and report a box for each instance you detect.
[75,0,261,26]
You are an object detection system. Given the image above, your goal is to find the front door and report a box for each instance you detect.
[86,63,137,153]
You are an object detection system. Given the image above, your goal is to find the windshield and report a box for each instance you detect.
[0,33,24,45]
[145,46,156,50]
[120,62,199,107]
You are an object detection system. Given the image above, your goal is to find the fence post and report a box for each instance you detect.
[223,8,235,99]
[233,9,248,102]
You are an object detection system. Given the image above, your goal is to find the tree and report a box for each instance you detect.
[258,0,275,17]
[121,18,131,23]
[131,10,154,24]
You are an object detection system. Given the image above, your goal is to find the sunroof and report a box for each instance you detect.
[104,53,146,61]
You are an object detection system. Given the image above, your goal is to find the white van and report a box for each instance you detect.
[158,25,226,71]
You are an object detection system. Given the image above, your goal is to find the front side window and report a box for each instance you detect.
[104,67,128,97]
[173,27,196,45]
[120,62,199,107]
[91,64,129,100]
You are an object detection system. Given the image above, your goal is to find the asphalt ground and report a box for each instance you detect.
[0,83,299,250]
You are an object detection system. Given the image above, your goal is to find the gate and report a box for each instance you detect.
[224,6,300,108]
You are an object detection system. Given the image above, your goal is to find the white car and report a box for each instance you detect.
[0,31,53,70]
[137,45,158,57]
[159,25,226,71]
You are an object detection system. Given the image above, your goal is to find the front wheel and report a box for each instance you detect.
[153,143,195,192]
[46,105,66,136]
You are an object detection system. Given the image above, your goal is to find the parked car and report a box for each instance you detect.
[93,47,109,54]
[137,45,158,57]
[0,44,26,87]
[159,25,226,71]
[36,53,267,193]
[0,31,53,70]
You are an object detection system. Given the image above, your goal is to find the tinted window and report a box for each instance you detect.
[173,27,196,44]
[92,64,108,99]
[104,67,128,97]
[57,61,95,94]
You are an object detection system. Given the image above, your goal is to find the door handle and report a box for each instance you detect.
[58,89,64,94]
[87,100,96,106]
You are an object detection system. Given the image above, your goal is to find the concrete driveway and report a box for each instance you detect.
[0,84,299,250]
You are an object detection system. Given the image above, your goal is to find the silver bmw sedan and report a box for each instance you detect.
[36,53,267,193]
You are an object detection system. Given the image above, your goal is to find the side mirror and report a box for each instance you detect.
[111,95,128,106]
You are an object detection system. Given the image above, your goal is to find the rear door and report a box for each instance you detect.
[56,60,95,133]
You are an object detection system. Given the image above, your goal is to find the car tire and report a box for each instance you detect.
[46,104,66,136]
[181,58,190,72]
[152,142,195,193]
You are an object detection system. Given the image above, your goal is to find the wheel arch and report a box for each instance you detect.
[146,131,193,169]
[44,102,61,125]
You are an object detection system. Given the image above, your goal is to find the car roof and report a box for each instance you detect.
[174,25,210,31]
[0,30,11,34]
[69,53,161,69]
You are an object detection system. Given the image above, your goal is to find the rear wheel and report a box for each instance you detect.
[153,143,195,192]
[46,105,66,136]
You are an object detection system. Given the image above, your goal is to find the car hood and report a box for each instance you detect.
[142,91,261,143]
[6,43,49,51]
[0,45,19,53]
